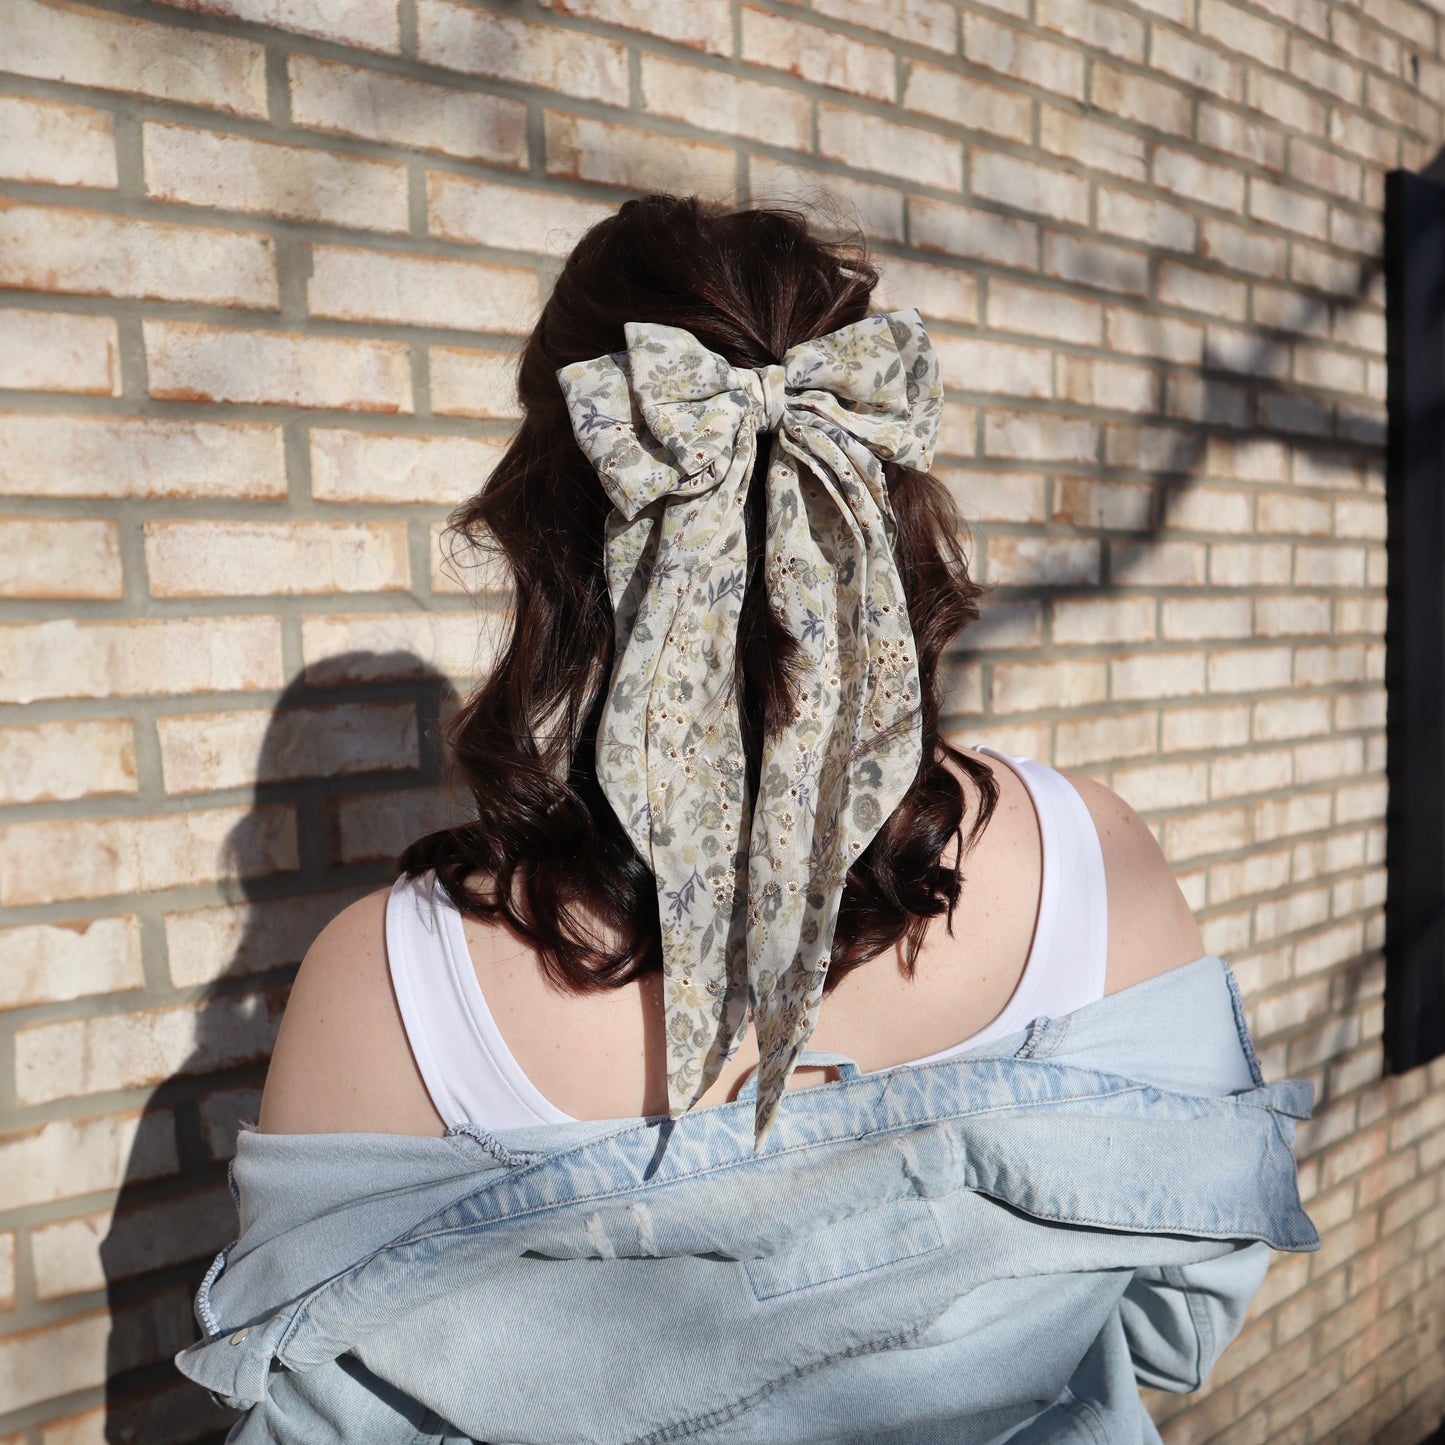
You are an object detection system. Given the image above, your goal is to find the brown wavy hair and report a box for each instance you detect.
[398,194,998,996]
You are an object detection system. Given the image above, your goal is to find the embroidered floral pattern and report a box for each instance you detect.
[556,309,943,1149]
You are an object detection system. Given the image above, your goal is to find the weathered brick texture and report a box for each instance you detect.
[1,0,1442,1441]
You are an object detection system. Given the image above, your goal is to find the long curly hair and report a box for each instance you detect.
[397,194,998,996]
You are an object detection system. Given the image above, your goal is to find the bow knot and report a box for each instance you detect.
[557,309,943,1150]
[747,363,788,432]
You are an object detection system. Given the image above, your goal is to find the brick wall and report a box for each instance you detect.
[1,0,1443,1439]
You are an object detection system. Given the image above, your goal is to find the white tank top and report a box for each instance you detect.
[385,744,1109,1130]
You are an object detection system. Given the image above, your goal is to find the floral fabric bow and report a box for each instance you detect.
[556,308,943,1149]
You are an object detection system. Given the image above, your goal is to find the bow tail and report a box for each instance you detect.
[745,435,926,1149]
[597,452,759,1119]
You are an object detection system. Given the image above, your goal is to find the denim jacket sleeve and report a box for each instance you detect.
[1119,1240,1273,1392]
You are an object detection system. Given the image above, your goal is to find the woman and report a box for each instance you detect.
[176,196,1317,1444]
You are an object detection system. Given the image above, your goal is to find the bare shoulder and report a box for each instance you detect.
[256,885,447,1136]
[1056,768,1208,994]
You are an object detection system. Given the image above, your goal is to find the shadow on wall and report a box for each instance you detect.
[99,654,465,1444]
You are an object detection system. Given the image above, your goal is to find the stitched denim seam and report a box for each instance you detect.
[625,1318,937,1444]
[1172,1262,1210,1390]
[1058,1384,1111,1445]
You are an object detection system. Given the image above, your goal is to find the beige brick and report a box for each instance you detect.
[1162,701,1250,752]
[1254,694,1332,741]
[985,536,1099,587]
[973,149,1090,225]
[1199,215,1286,278]
[308,244,539,334]
[1097,186,1195,252]
[1106,305,1203,365]
[200,1084,264,1158]
[1197,102,1285,173]
[0,311,119,395]
[159,700,417,795]
[545,110,735,196]
[1209,846,1292,906]
[1149,27,1243,102]
[1036,0,1145,61]
[143,121,408,232]
[741,9,893,100]
[987,279,1102,346]
[0,413,284,498]
[33,1182,234,1299]
[1164,260,1250,321]
[873,256,978,325]
[0,718,135,805]
[0,201,276,308]
[903,64,1031,141]
[1055,356,1154,410]
[819,105,962,190]
[426,173,612,255]
[145,321,412,412]
[6,0,266,116]
[1257,491,1331,536]
[1163,805,1251,861]
[983,409,1097,463]
[0,93,115,187]
[0,1108,175,1213]
[1294,342,1366,394]
[936,400,976,457]
[331,782,474,864]
[1111,650,1206,701]
[418,0,627,103]
[542,0,731,55]
[1089,61,1191,135]
[1287,138,1362,204]
[0,916,142,1010]
[938,468,1044,524]
[1039,105,1146,182]
[1289,37,1362,105]
[910,196,1039,267]
[1053,595,1155,646]
[1249,175,1329,238]
[153,0,399,51]
[1162,485,1253,534]
[1055,709,1157,768]
[748,158,905,242]
[429,347,521,420]
[145,519,409,597]
[1199,0,1287,68]
[1161,372,1249,428]
[0,1232,12,1310]
[932,335,1050,398]
[1252,788,1332,846]
[1160,595,1251,641]
[0,518,121,599]
[993,658,1108,713]
[1112,758,1208,813]
[301,610,499,684]
[290,55,524,167]
[0,616,284,705]
[1214,749,1296,802]
[1330,108,1397,168]
[1154,147,1245,212]
[1208,645,1294,694]
[963,13,1083,100]
[1058,471,1151,528]
[1110,539,1207,587]
[1206,436,1288,483]
[1334,495,1387,542]
[0,803,296,907]
[642,54,811,151]
[1104,421,1200,473]
[16,990,286,1103]
[165,885,372,989]
[311,427,504,505]
[811,0,958,53]
[1294,545,1365,589]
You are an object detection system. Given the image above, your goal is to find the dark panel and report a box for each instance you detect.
[1384,167,1445,1074]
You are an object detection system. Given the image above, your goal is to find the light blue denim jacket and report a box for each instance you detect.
[175,956,1318,1445]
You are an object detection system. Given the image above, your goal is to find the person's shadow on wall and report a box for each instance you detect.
[99,653,466,1444]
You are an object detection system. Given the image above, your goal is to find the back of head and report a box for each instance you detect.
[400,194,997,993]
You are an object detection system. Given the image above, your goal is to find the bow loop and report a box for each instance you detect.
[557,308,941,1151]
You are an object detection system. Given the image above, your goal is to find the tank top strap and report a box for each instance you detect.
[385,871,575,1130]
[975,744,1109,1017]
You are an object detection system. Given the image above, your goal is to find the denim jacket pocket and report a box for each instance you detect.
[744,1195,943,1301]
